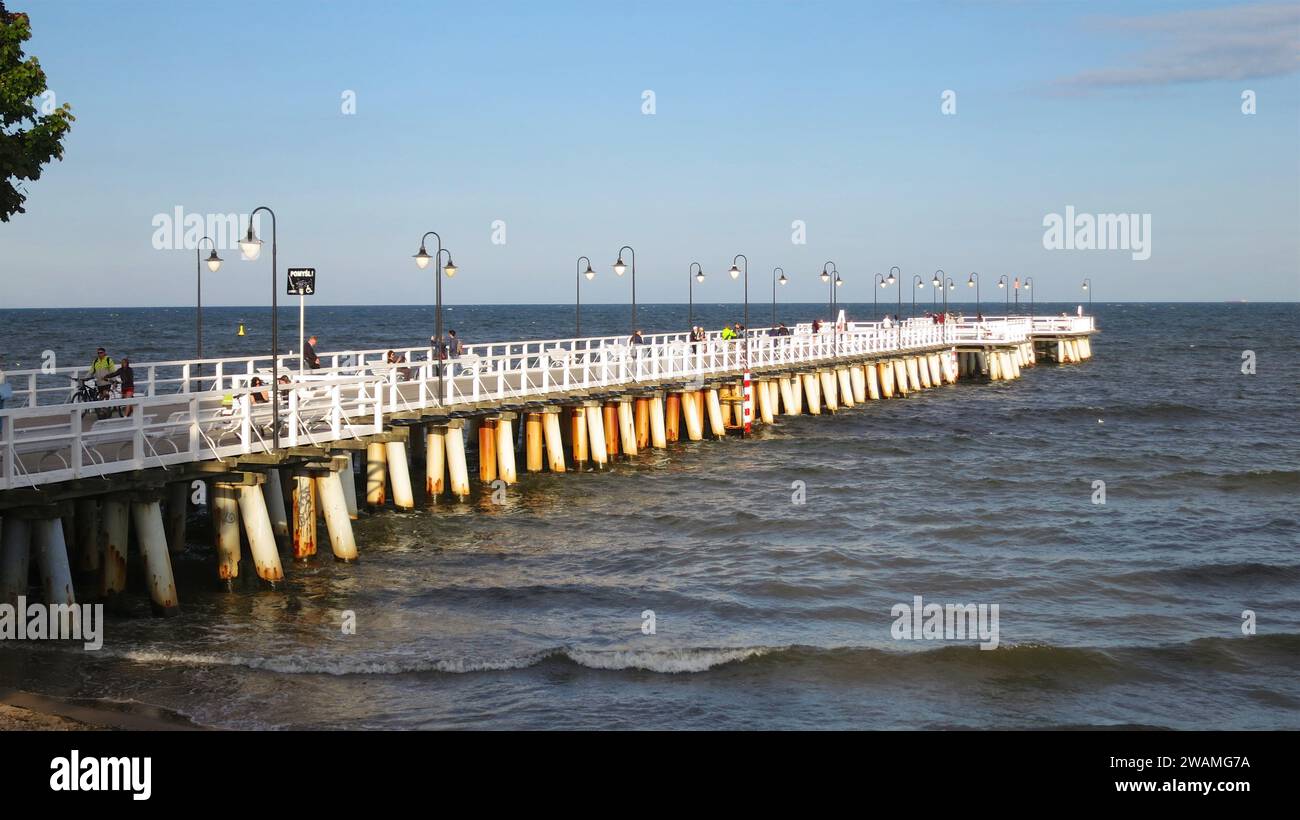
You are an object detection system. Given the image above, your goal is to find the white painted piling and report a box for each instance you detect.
[802,373,821,414]
[905,357,922,392]
[892,359,909,396]
[705,389,726,438]
[130,501,179,615]
[291,474,318,560]
[617,398,638,455]
[237,484,285,584]
[338,452,359,519]
[865,363,881,400]
[445,424,470,498]
[779,376,797,416]
[927,353,942,387]
[585,405,609,464]
[680,391,704,441]
[33,517,75,606]
[0,518,31,606]
[317,470,359,561]
[878,361,894,398]
[544,409,568,469]
[496,416,519,483]
[525,412,544,473]
[820,370,839,411]
[99,497,129,599]
[850,366,866,403]
[386,440,416,509]
[648,396,668,449]
[211,484,241,581]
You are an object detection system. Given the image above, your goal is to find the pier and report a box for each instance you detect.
[0,313,1096,615]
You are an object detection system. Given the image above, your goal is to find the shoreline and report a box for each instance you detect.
[0,690,206,731]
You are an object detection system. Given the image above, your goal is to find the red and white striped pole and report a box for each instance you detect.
[742,371,754,435]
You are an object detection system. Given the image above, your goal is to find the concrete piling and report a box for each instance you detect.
[618,398,638,456]
[130,500,179,615]
[838,367,855,407]
[99,497,129,600]
[237,484,285,584]
[571,405,589,467]
[496,415,518,484]
[425,426,447,497]
[445,423,470,498]
[779,376,797,416]
[649,395,667,449]
[365,443,388,507]
[705,389,725,438]
[585,404,609,466]
[479,418,499,483]
[601,403,620,459]
[543,408,567,471]
[681,391,704,441]
[802,373,821,414]
[291,474,318,560]
[0,517,31,606]
[850,366,866,404]
[386,439,416,509]
[211,484,241,581]
[634,397,651,450]
[74,497,101,573]
[165,482,188,554]
[338,452,359,519]
[34,516,75,607]
[317,468,359,561]
[525,412,545,473]
[264,467,290,536]
[820,370,839,412]
[866,363,881,400]
[878,361,894,398]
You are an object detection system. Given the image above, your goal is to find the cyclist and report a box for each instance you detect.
[89,347,116,399]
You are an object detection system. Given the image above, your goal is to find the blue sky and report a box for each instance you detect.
[1,0,1297,307]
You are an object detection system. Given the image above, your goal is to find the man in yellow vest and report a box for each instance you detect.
[90,346,116,399]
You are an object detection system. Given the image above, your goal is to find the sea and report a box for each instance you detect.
[0,301,1297,729]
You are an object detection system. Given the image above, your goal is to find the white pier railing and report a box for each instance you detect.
[0,316,1095,491]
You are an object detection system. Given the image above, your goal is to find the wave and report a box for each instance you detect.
[85,634,1300,679]
[1109,561,1300,587]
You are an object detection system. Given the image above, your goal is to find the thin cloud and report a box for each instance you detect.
[1055,2,1300,91]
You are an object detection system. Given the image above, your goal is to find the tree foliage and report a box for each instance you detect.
[0,1,74,222]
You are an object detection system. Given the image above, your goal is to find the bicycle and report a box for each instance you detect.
[70,376,124,420]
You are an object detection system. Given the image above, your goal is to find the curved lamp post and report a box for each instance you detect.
[997,275,1010,314]
[1024,276,1034,316]
[772,266,787,326]
[912,274,925,319]
[874,273,888,322]
[1082,277,1092,310]
[931,269,943,311]
[195,236,222,387]
[613,246,636,334]
[238,207,281,450]
[888,266,901,346]
[575,256,595,335]
[688,262,704,327]
[968,272,981,318]
[414,232,458,402]
[727,254,749,365]
[819,261,838,317]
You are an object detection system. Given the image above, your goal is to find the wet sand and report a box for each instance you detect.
[0,691,204,731]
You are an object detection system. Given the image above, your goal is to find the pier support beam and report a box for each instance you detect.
[165,481,189,554]
[791,374,804,415]
[365,443,388,507]
[570,406,589,467]
[705,389,725,438]
[779,376,797,416]
[264,468,290,536]
[802,373,821,414]
[617,398,638,456]
[337,452,359,519]
[601,403,619,460]
[525,412,544,473]
[820,370,839,412]
[99,497,129,601]
[927,354,942,387]
[648,395,667,449]
[0,518,30,606]
[317,468,359,562]
[74,498,101,574]
[237,484,286,584]
[634,397,650,450]
[34,517,75,607]
[444,422,470,498]
[917,356,932,389]
[866,363,881,400]
[542,409,566,472]
[130,500,179,616]
[665,393,681,442]
[386,439,416,509]
[211,484,241,582]
[425,426,446,498]
[496,414,518,484]
[850,367,866,404]
[585,404,609,466]
[756,379,775,424]
[478,418,499,483]
[291,474,318,560]
[681,391,704,441]
[838,367,855,407]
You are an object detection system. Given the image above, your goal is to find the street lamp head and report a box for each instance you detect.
[585,264,596,281]
[696,271,706,283]
[729,264,741,280]
[443,257,457,278]
[998,280,1006,288]
[834,275,843,287]
[931,275,941,287]
[413,246,432,270]
[205,249,223,273]
[614,258,627,276]
[820,271,830,283]
[778,273,788,285]
[239,225,263,261]
[1082,281,1089,290]
[886,273,896,285]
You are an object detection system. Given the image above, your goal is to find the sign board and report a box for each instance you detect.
[287,268,316,296]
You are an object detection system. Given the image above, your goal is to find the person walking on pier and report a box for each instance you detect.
[720,324,736,341]
[107,357,136,416]
[304,336,322,370]
[629,329,646,346]
[447,330,464,358]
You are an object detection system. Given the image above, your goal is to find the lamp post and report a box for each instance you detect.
[238,207,281,450]
[195,236,222,387]
[727,254,749,365]
[888,266,900,346]
[1082,277,1092,310]
[414,232,458,402]
[613,246,636,334]
[997,275,1010,314]
[931,269,943,312]
[687,262,704,327]
[819,261,838,317]
[772,266,787,327]
[575,256,595,335]
[1024,276,1034,316]
[874,273,888,322]
[912,274,925,319]
[968,272,981,319]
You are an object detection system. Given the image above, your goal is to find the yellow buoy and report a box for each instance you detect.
[237,323,246,336]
